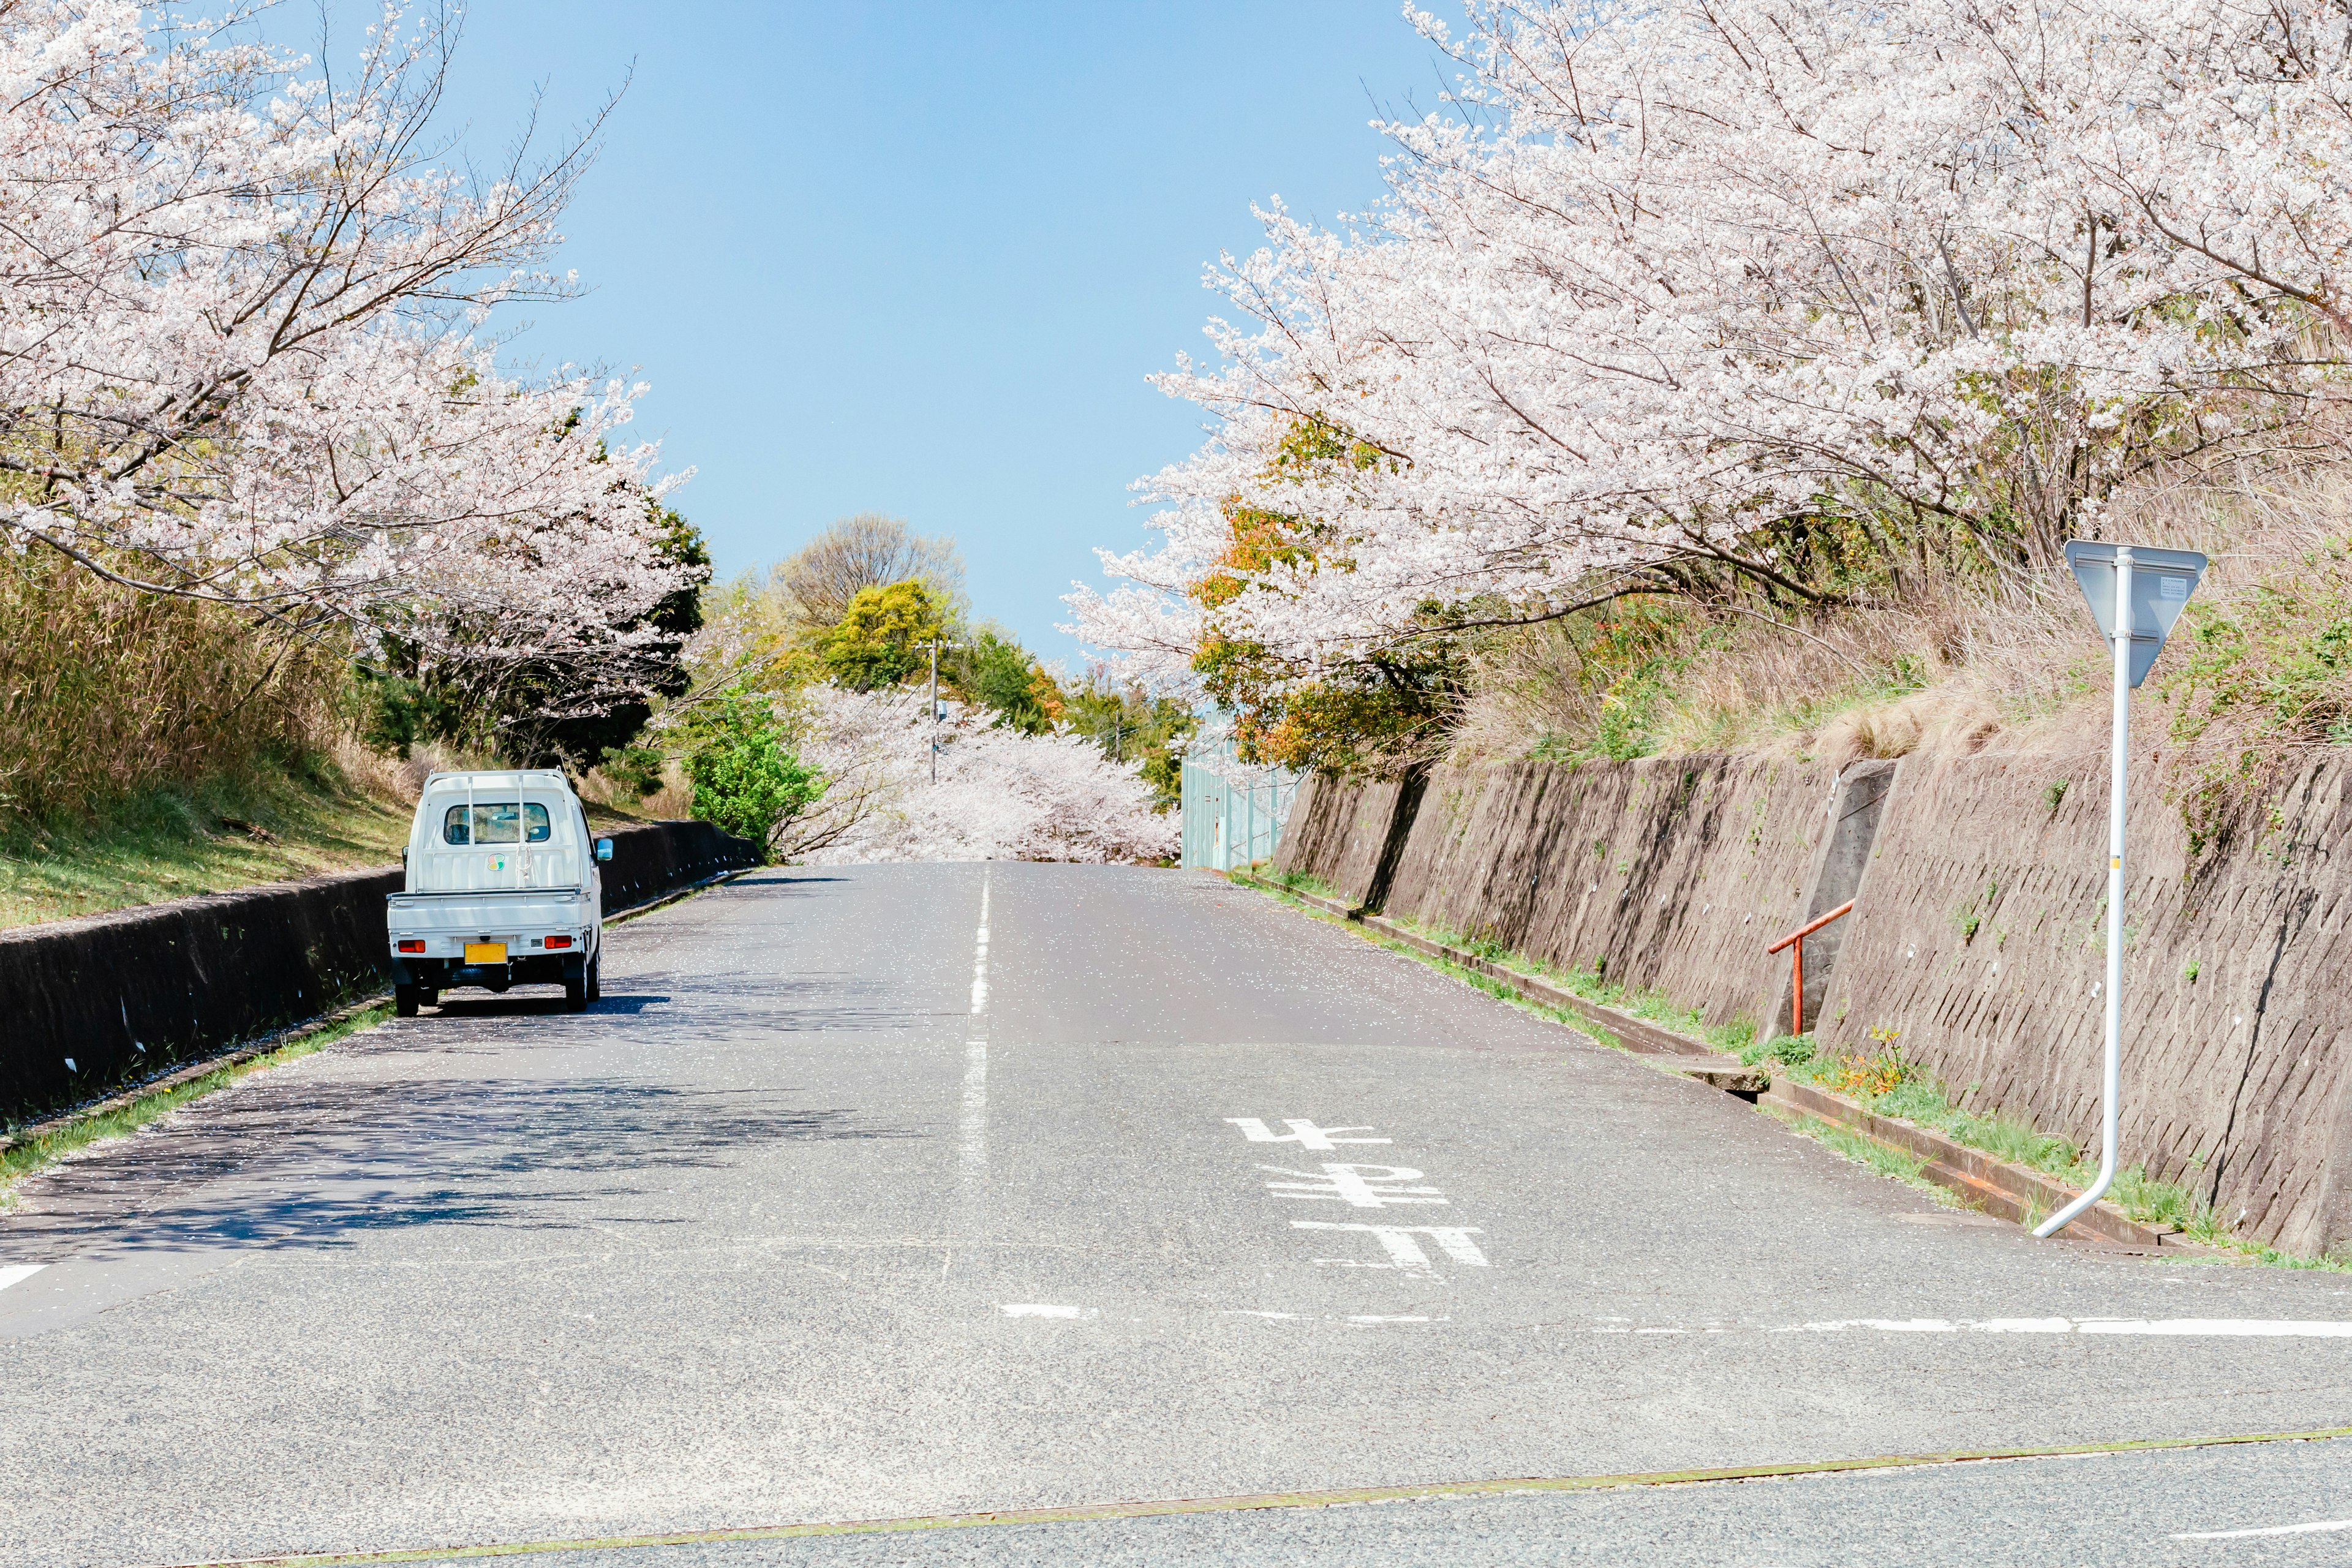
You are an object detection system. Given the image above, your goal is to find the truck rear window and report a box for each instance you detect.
[443,802,552,845]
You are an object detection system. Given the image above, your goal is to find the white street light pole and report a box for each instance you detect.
[2040,541,2205,1238]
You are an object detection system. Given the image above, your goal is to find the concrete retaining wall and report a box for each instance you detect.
[1812,753,2352,1256]
[1276,755,2352,1256]
[0,820,756,1122]
[1279,758,1839,1023]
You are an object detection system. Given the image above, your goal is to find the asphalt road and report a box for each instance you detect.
[0,864,2347,1568]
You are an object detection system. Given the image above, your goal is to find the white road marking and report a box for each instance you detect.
[1785,1317,2352,1337]
[1292,1221,1490,1275]
[2174,1519,2352,1540]
[1263,1163,1448,1208]
[960,870,990,1189]
[0,1264,44,1294]
[1220,1310,1450,1325]
[1001,1304,1095,1319]
[1226,1118,1391,1150]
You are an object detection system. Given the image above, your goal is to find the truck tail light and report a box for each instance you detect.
[397,940,426,954]
[545,934,573,949]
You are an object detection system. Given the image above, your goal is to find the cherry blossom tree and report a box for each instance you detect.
[0,1,688,678]
[787,685,1175,864]
[1076,0,2352,692]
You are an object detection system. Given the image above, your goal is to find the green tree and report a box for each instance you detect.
[1059,671,1195,810]
[956,628,1063,734]
[1191,500,1467,778]
[684,691,824,858]
[823,579,948,690]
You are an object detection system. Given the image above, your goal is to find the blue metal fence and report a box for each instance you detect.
[1179,746,1299,871]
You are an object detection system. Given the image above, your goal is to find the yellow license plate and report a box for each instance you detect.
[464,942,508,965]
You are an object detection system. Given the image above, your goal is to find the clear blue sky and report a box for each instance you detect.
[288,2,1458,662]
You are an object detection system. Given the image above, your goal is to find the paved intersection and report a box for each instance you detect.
[0,864,2346,1566]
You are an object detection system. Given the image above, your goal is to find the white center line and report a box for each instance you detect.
[0,1264,45,1294]
[960,869,991,1189]
[2174,1518,2352,1541]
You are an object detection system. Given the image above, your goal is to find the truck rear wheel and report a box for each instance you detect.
[585,954,601,1003]
[394,983,420,1018]
[562,976,587,1012]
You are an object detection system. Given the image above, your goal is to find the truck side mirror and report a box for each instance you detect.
[595,838,614,862]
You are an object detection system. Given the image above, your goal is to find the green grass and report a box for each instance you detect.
[1389,912,1758,1055]
[0,756,670,931]
[0,763,413,930]
[0,1002,391,1207]
[1248,865,1350,905]
[1762,1104,1961,1207]
[1758,1037,2351,1270]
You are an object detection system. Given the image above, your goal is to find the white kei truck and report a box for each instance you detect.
[385,770,615,1017]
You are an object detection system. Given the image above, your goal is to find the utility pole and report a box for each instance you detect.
[919,640,963,784]
[2037,541,2204,1238]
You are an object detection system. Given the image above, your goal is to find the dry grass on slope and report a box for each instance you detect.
[1449,462,2352,839]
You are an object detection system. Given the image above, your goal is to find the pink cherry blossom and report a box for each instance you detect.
[1075,0,2352,680]
[787,685,1175,865]
[0,2,688,679]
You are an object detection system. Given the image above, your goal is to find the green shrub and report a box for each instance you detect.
[684,692,823,856]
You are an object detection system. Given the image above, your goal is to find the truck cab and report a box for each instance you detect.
[385,771,613,1017]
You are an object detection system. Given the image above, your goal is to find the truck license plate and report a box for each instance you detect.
[464,942,508,965]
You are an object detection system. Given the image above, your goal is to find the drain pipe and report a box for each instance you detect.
[2036,547,2132,1238]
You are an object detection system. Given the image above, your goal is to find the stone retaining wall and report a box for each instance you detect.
[1276,755,2352,1256]
[0,820,757,1122]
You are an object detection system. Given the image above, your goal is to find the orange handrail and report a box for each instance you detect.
[1765,899,1854,1036]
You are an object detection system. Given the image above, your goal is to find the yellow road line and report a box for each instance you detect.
[150,1424,2352,1566]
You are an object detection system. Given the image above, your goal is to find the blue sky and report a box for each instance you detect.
[287,2,1458,662]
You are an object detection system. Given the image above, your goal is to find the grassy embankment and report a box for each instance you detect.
[0,758,668,930]
[0,763,412,930]
[0,547,681,929]
[1246,865,2343,1269]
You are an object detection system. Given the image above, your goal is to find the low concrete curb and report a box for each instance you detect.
[1226,867,2200,1254]
[1761,1079,2203,1251]
[1,829,758,1129]
[0,993,390,1157]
